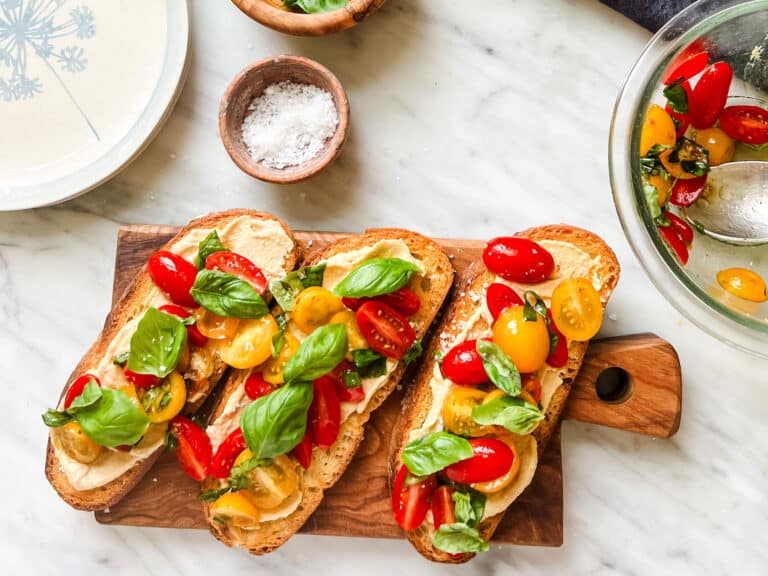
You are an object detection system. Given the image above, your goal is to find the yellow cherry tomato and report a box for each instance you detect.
[492,306,550,374]
[693,127,734,166]
[263,332,300,385]
[292,287,345,334]
[139,371,187,423]
[218,315,279,369]
[442,387,493,437]
[550,278,603,342]
[660,138,708,180]
[118,383,141,406]
[716,268,768,303]
[647,173,673,206]
[482,388,507,404]
[640,105,677,156]
[56,421,103,464]
[209,491,261,527]
[234,449,301,510]
[470,435,520,494]
[194,308,240,340]
[330,310,368,352]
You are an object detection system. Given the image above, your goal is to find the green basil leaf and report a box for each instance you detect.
[646,143,673,157]
[403,339,423,365]
[401,431,473,477]
[432,523,489,554]
[240,382,313,459]
[434,349,445,363]
[113,351,129,366]
[343,370,361,388]
[522,291,547,322]
[475,340,521,396]
[42,409,74,428]
[191,269,269,319]
[68,380,102,410]
[127,308,187,378]
[453,489,486,528]
[165,428,179,450]
[269,263,326,312]
[472,396,544,435]
[283,323,348,384]
[332,258,421,299]
[198,488,230,502]
[283,0,348,14]
[75,387,151,447]
[663,79,688,114]
[351,348,387,379]
[195,230,228,269]
[644,181,663,221]
[681,159,710,177]
[271,313,288,358]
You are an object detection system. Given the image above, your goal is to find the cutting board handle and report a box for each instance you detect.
[564,334,682,438]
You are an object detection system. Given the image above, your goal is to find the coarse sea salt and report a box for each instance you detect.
[241,81,338,170]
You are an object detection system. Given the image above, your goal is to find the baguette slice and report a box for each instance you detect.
[45,209,301,511]
[391,225,620,563]
[202,228,454,554]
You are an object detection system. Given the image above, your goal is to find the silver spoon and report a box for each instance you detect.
[683,160,768,246]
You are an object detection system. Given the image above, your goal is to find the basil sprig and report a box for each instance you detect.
[283,0,348,14]
[42,381,150,447]
[283,323,348,384]
[332,258,421,299]
[663,78,689,114]
[269,263,326,312]
[401,431,473,477]
[431,489,489,554]
[128,307,188,378]
[195,230,228,269]
[191,269,268,319]
[351,348,387,379]
[472,396,544,435]
[475,340,521,396]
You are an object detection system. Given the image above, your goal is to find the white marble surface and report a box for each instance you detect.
[2,0,768,574]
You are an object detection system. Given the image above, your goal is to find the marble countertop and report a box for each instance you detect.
[3,0,768,574]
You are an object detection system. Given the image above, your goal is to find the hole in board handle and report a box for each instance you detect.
[595,367,632,403]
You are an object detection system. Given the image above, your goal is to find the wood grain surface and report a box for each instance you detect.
[94,225,682,547]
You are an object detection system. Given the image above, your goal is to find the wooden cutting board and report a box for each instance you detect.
[95,225,682,547]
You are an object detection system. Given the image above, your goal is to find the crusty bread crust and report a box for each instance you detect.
[202,228,454,555]
[45,210,300,511]
[391,225,620,563]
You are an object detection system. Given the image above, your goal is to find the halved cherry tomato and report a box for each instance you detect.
[330,360,366,402]
[123,368,161,389]
[148,250,198,307]
[209,491,260,526]
[211,427,247,479]
[693,127,734,165]
[292,433,313,470]
[218,315,278,369]
[719,105,768,145]
[659,224,689,265]
[169,415,213,481]
[669,176,707,207]
[63,373,101,409]
[140,372,186,423]
[442,438,514,484]
[392,464,436,531]
[550,278,603,342]
[662,50,709,84]
[716,268,768,302]
[355,301,415,360]
[205,251,267,294]
[689,61,732,129]
[666,212,694,244]
[486,283,523,321]
[545,310,568,368]
[470,435,520,494]
[309,376,341,449]
[442,386,493,437]
[158,304,209,347]
[483,237,554,284]
[665,80,692,138]
[263,331,300,384]
[522,375,543,404]
[492,306,550,373]
[194,308,239,340]
[329,310,368,353]
[244,372,274,400]
[56,421,103,463]
[441,340,488,386]
[640,105,677,156]
[342,287,421,317]
[293,287,345,334]
[233,449,300,509]
[431,485,456,530]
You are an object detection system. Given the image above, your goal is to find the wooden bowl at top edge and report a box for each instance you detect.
[231,0,386,36]
[219,55,350,184]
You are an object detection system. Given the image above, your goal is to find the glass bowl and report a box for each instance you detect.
[610,0,768,357]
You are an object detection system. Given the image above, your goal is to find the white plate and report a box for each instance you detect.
[0,0,189,211]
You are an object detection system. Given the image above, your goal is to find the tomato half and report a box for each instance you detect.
[392,464,436,531]
[441,386,493,437]
[545,310,568,368]
[158,304,209,347]
[660,138,708,180]
[483,237,554,284]
[140,372,186,423]
[716,268,768,303]
[292,287,345,334]
[442,438,514,484]
[211,427,247,479]
[550,278,603,342]
[666,212,694,244]
[309,376,341,450]
[64,373,101,409]
[342,286,421,317]
[205,251,267,294]
[693,127,734,165]
[668,176,707,207]
[662,50,708,84]
[124,367,161,389]
[492,306,550,373]
[169,416,213,481]
[431,485,456,530]
[292,432,313,470]
[148,250,198,307]
[659,224,689,265]
[441,340,488,386]
[688,61,732,129]
[486,283,523,321]
[244,372,274,400]
[719,105,768,145]
[355,301,415,360]
[56,421,103,463]
[640,105,677,156]
[470,435,520,494]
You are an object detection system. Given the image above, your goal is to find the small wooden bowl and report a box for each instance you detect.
[219,55,350,184]
[231,0,386,36]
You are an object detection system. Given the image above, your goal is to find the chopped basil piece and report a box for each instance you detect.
[269,263,326,312]
[271,313,288,358]
[113,352,129,366]
[644,181,664,222]
[680,159,709,177]
[351,348,387,379]
[198,488,230,502]
[432,523,489,554]
[191,269,269,319]
[42,409,74,427]
[663,79,688,114]
[195,230,228,269]
[228,456,271,491]
[453,489,486,528]
[401,431,473,477]
[403,339,423,365]
[332,258,421,299]
[127,307,188,378]
[343,370,362,388]
[522,291,547,322]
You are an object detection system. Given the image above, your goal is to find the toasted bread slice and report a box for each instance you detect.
[391,225,620,563]
[202,228,454,554]
[45,209,300,511]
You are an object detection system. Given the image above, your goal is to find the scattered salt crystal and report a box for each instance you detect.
[608,313,617,321]
[152,477,158,483]
[104,508,110,514]
[307,240,314,247]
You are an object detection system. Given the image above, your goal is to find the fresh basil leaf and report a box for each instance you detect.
[681,159,710,177]
[434,349,445,363]
[432,523,489,554]
[283,0,348,14]
[195,230,228,269]
[68,380,102,410]
[655,212,671,227]
[42,409,74,428]
[453,489,486,528]
[644,181,663,221]
[476,340,521,396]
[403,339,423,365]
[343,370,361,388]
[522,291,547,322]
[269,263,326,312]
[198,488,230,502]
[271,313,288,358]
[113,351,129,366]
[402,431,473,477]
[240,382,313,459]
[663,79,688,114]
[352,348,387,379]
[472,396,544,435]
[283,323,348,384]
[127,307,188,378]
[75,387,151,447]
[191,269,269,319]
[332,258,421,299]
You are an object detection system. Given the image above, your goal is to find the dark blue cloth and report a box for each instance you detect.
[601,0,698,31]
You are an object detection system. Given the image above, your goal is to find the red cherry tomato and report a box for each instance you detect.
[210,427,247,479]
[169,416,213,481]
[342,287,421,317]
[158,304,209,347]
[441,340,488,386]
[522,376,543,404]
[431,485,456,530]
[719,105,768,145]
[355,301,416,360]
[329,360,365,402]
[309,376,341,450]
[483,237,554,284]
[64,373,101,409]
[148,250,198,307]
[545,310,568,369]
[662,50,709,84]
[665,80,692,138]
[442,438,514,484]
[688,61,732,129]
[486,283,523,321]
[205,251,267,294]
[123,368,161,389]
[292,433,313,470]
[669,176,707,207]
[659,224,689,265]
[666,212,694,244]
[392,464,436,531]
[244,372,274,400]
